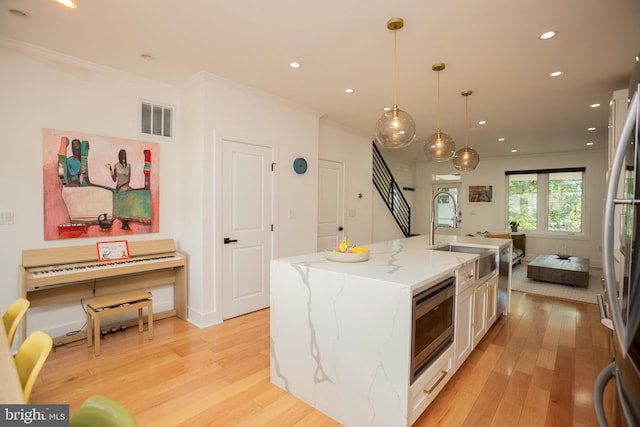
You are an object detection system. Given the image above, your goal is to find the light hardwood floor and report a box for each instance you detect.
[31,290,619,426]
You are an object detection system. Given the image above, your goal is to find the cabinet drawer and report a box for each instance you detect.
[456,261,477,293]
[409,345,454,425]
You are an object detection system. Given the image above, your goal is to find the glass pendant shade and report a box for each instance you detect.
[453,89,480,171]
[424,130,455,162]
[453,146,480,170]
[375,18,415,149]
[376,105,416,148]
[425,63,455,161]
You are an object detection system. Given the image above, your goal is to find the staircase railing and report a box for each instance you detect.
[372,142,411,237]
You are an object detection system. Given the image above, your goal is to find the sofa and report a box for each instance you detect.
[467,231,526,265]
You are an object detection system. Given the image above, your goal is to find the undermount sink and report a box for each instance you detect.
[434,244,498,279]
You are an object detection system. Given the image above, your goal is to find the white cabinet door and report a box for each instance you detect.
[454,285,474,371]
[409,346,454,425]
[486,273,499,328]
[472,281,488,347]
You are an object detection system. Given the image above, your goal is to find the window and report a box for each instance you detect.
[139,99,173,138]
[507,168,584,234]
[433,173,461,181]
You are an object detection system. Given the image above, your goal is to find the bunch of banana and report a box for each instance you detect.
[336,239,369,253]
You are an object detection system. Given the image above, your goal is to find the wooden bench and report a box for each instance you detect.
[85,290,153,356]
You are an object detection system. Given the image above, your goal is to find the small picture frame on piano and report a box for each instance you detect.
[96,240,131,262]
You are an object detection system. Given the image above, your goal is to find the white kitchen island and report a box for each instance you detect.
[270,235,490,427]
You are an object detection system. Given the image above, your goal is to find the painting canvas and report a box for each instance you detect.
[42,129,160,240]
[468,185,493,204]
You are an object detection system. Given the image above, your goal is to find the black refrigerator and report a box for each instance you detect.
[597,54,640,427]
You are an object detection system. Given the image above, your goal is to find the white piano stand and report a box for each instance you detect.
[86,290,153,356]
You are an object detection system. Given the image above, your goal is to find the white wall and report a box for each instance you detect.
[0,39,182,343]
[415,150,608,266]
[372,195,407,242]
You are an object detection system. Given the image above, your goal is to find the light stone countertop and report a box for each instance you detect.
[272,234,480,290]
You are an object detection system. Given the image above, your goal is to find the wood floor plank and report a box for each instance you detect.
[503,370,531,407]
[462,371,509,426]
[545,344,575,427]
[515,348,539,376]
[517,385,550,427]
[530,365,554,392]
[536,348,556,371]
[490,399,523,427]
[425,390,477,427]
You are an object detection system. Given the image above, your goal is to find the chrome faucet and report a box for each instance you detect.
[430,191,458,246]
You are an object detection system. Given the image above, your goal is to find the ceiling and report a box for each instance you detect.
[2,0,640,163]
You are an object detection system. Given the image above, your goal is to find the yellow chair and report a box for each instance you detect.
[14,330,52,402]
[70,395,137,427]
[3,298,30,347]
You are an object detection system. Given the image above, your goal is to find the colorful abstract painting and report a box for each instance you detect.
[468,185,494,204]
[42,129,160,240]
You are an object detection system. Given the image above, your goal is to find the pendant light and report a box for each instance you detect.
[424,63,455,161]
[375,18,416,149]
[453,90,480,171]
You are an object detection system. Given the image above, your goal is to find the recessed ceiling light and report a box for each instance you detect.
[539,30,557,40]
[53,0,77,10]
[289,62,301,69]
[586,142,594,146]
[478,120,486,125]
[550,71,563,77]
[587,127,596,131]
[344,88,354,94]
[590,103,601,108]
[140,53,155,60]
[8,8,30,17]
[498,138,505,142]
[511,149,518,153]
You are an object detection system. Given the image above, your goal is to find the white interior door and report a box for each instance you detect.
[317,159,345,251]
[222,140,273,320]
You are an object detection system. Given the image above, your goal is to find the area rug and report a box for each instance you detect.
[510,262,602,304]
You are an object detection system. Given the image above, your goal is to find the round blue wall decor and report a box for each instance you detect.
[293,157,308,174]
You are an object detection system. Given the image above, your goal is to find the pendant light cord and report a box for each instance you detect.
[436,69,441,131]
[393,29,398,110]
[465,94,469,150]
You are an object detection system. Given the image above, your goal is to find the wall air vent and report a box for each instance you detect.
[139,99,174,139]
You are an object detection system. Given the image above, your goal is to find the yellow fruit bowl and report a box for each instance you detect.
[325,248,370,263]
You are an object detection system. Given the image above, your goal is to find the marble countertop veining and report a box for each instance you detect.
[272,235,484,289]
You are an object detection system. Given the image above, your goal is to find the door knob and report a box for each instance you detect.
[224,237,238,244]
[338,226,344,231]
